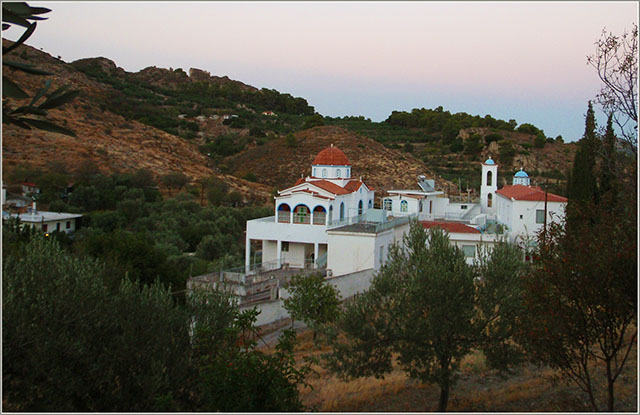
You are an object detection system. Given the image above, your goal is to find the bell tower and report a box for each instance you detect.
[480,157,498,213]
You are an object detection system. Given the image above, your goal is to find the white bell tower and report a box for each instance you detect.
[480,157,498,213]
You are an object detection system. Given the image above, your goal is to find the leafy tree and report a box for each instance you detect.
[2,2,78,136]
[534,132,546,148]
[160,171,190,196]
[327,222,524,411]
[484,132,503,146]
[587,23,637,154]
[285,132,297,148]
[303,114,325,129]
[518,208,636,412]
[283,273,341,340]
[464,133,483,156]
[3,234,311,412]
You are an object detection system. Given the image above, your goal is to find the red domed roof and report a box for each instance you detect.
[312,145,350,166]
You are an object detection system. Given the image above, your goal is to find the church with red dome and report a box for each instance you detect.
[244,145,375,273]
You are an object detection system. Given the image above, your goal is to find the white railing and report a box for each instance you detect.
[277,211,290,223]
[313,212,326,225]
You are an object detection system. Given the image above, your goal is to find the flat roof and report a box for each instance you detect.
[9,211,82,223]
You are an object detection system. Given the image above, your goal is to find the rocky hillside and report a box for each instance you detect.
[2,41,274,201]
[3,40,576,203]
[225,126,454,194]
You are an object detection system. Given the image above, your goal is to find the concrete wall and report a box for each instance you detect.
[327,232,376,277]
[262,240,278,263]
[240,268,376,327]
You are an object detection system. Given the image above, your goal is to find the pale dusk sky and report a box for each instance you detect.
[7,1,638,141]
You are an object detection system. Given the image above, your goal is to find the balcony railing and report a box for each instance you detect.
[313,212,326,225]
[277,211,290,223]
[293,213,310,224]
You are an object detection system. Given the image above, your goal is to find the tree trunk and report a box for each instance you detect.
[606,359,615,411]
[438,384,450,412]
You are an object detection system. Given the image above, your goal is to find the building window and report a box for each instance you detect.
[487,193,492,208]
[328,205,333,223]
[461,205,468,210]
[336,168,341,177]
[358,200,363,215]
[293,205,310,224]
[42,224,48,232]
[536,209,545,224]
[56,223,60,231]
[277,203,291,223]
[313,206,326,225]
[322,168,328,178]
[281,242,289,252]
[419,200,423,212]
[66,221,71,229]
[313,168,317,177]
[400,200,408,212]
[339,202,345,220]
[368,199,372,209]
[462,245,476,258]
[379,245,384,264]
[520,214,523,219]
[487,170,493,186]
[346,168,350,177]
[383,199,392,211]
[429,200,433,214]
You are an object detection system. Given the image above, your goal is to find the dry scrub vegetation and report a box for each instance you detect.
[265,329,637,412]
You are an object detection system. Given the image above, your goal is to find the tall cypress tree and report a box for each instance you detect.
[567,102,600,227]
[568,102,599,202]
[599,113,617,206]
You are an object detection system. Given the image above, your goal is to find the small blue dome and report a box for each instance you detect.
[514,169,529,178]
[484,157,495,165]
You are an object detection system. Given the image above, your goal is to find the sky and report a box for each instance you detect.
[7,1,637,141]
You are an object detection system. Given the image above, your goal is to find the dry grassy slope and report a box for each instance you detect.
[225,126,454,194]
[2,41,272,201]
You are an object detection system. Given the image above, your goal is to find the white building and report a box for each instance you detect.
[245,145,376,274]
[245,149,568,279]
[8,202,82,234]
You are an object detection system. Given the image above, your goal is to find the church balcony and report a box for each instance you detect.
[313,212,326,225]
[246,215,328,244]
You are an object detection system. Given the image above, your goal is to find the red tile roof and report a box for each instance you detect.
[421,221,481,234]
[495,185,568,202]
[312,146,350,166]
[292,177,305,186]
[310,180,351,195]
[344,180,363,192]
[291,189,333,200]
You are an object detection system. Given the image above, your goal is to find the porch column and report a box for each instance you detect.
[244,235,250,283]
[314,242,319,269]
[277,240,282,268]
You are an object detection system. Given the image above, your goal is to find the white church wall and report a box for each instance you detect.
[501,199,566,242]
[262,240,278,264]
[327,231,376,277]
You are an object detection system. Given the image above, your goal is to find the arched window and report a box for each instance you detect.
[487,193,493,208]
[293,205,310,224]
[336,168,341,177]
[322,168,328,178]
[429,200,433,214]
[313,206,327,225]
[277,203,291,223]
[401,200,408,212]
[340,202,345,220]
[358,200,363,215]
[313,168,317,177]
[368,199,373,209]
[487,170,493,186]
[328,205,333,223]
[383,198,392,211]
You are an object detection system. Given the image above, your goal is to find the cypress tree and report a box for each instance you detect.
[599,113,617,206]
[567,102,600,226]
